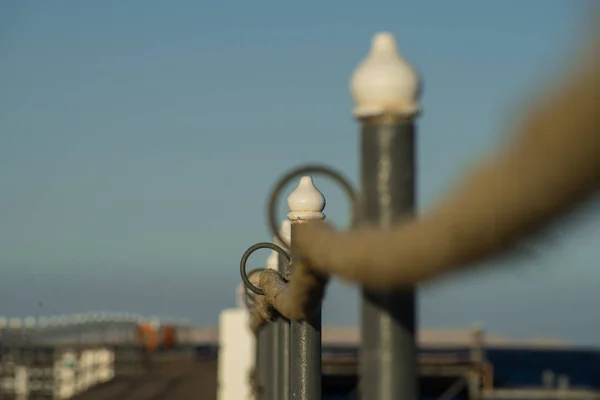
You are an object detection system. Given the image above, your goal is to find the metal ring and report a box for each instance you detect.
[240,242,291,295]
[267,164,357,250]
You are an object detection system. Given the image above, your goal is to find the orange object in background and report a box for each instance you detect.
[137,323,159,352]
[161,325,177,350]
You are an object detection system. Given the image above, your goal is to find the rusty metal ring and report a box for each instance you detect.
[267,164,357,250]
[240,242,291,295]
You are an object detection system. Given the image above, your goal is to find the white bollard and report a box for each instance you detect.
[217,305,255,400]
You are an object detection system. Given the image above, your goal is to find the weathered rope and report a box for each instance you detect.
[288,28,600,290]
[249,260,328,332]
[249,27,600,324]
[246,262,325,399]
[247,262,328,399]
[242,166,357,330]
[244,21,600,400]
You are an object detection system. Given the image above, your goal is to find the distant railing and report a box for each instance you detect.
[0,312,197,399]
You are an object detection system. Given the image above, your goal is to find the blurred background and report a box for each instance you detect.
[1,1,599,399]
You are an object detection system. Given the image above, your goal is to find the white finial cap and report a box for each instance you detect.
[266,250,279,270]
[351,32,421,118]
[287,176,326,222]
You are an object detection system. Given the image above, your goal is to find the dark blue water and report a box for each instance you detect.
[486,348,600,389]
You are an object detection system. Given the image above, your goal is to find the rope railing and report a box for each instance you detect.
[238,24,600,400]
[240,175,335,400]
[239,166,356,331]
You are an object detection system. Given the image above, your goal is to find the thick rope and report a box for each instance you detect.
[246,261,328,400]
[249,258,328,332]
[288,28,600,291]
[248,28,600,325]
[244,22,600,400]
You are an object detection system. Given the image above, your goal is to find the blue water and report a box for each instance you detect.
[486,348,600,389]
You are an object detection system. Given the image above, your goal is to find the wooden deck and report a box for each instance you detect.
[73,359,217,400]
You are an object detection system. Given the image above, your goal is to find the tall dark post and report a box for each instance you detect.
[352,32,422,400]
[287,176,326,400]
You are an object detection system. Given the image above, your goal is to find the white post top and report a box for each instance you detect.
[287,176,326,222]
[266,250,278,270]
[350,32,421,118]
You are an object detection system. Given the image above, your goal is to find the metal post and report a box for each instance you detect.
[256,325,274,400]
[258,224,296,400]
[265,256,279,400]
[287,176,326,400]
[257,249,279,400]
[265,247,282,400]
[274,221,292,400]
[351,32,422,400]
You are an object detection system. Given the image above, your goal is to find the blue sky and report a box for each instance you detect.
[1,1,599,344]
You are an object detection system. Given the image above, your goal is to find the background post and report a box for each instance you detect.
[287,176,326,400]
[350,32,421,400]
[273,220,292,400]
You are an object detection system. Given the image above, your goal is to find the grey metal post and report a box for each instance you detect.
[256,324,274,400]
[257,229,294,400]
[287,176,326,400]
[351,32,422,400]
[274,221,292,400]
[265,272,280,400]
[264,235,288,400]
